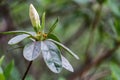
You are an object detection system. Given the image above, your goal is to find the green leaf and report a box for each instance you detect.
[0,56,5,80]
[48,18,58,35]
[25,75,34,80]
[11,67,20,80]
[102,19,117,39]
[47,34,61,51]
[47,34,60,42]
[0,67,5,80]
[110,62,120,80]
[108,0,120,17]
[114,19,120,40]
[1,31,37,40]
[0,74,5,80]
[0,56,4,66]
[41,12,46,31]
[23,41,41,61]
[61,55,74,72]
[4,60,14,79]
[8,34,30,45]
[41,40,62,73]
[58,77,66,80]
[48,39,79,60]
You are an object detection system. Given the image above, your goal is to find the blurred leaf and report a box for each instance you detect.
[74,0,89,4]
[102,19,117,39]
[11,2,29,23]
[0,56,5,80]
[0,56,4,66]
[25,75,34,80]
[110,62,120,80]
[103,75,113,80]
[11,67,20,80]
[41,40,62,73]
[4,60,14,79]
[48,18,58,35]
[23,41,41,61]
[114,19,120,40]
[0,67,5,80]
[97,0,107,4]
[61,55,74,72]
[107,0,120,17]
[8,34,30,45]
[48,39,79,60]
[58,77,66,80]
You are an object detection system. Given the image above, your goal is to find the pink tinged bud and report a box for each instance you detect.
[29,4,40,28]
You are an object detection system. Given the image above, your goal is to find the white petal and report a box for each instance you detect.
[23,41,41,61]
[48,39,79,60]
[41,41,62,73]
[8,34,29,45]
[62,55,74,72]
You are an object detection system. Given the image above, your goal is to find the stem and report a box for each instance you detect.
[85,4,102,62]
[22,61,33,80]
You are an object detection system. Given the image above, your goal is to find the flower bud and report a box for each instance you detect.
[29,4,40,31]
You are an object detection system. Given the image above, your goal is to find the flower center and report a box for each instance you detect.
[35,32,48,41]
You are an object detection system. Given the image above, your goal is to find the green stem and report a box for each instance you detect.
[22,61,33,80]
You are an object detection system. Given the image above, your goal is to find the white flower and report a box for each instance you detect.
[29,4,40,29]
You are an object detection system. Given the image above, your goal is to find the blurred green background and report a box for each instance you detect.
[0,0,120,80]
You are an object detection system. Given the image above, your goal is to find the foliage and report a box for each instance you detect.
[0,0,120,80]
[0,56,15,80]
[0,3,79,79]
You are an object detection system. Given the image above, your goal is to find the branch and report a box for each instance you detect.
[89,70,111,80]
[84,4,103,64]
[22,61,33,80]
[67,41,120,80]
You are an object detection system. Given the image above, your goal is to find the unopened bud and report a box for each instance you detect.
[29,4,40,30]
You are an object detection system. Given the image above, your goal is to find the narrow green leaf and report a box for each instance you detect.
[23,41,41,61]
[41,12,46,31]
[47,34,60,42]
[48,39,79,60]
[8,34,30,45]
[4,60,14,79]
[27,32,36,36]
[0,31,36,36]
[0,67,5,80]
[0,31,37,40]
[61,55,74,72]
[0,56,5,80]
[41,40,62,73]
[48,18,58,35]
[110,62,120,80]
[0,56,4,66]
